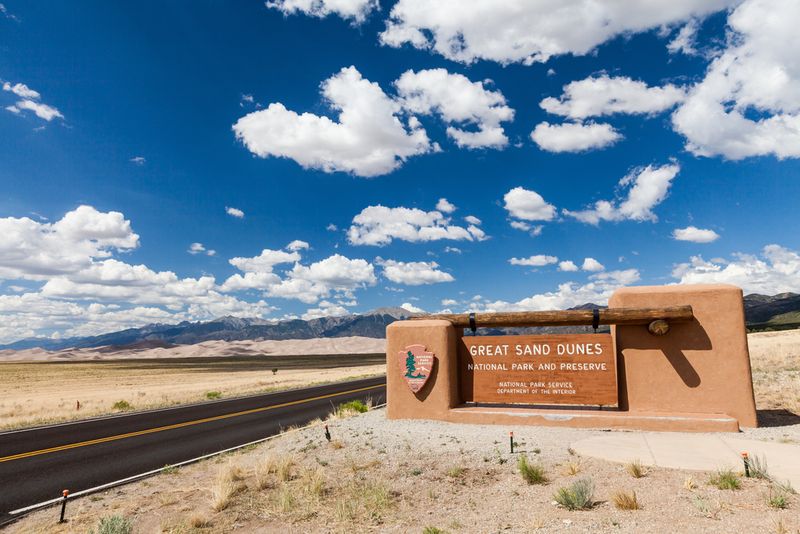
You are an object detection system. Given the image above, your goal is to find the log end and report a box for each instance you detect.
[648,319,670,336]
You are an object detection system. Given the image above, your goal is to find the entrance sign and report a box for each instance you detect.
[459,334,617,405]
[399,344,435,393]
[387,285,760,432]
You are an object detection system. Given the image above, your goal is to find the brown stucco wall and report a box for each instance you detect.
[610,284,758,428]
[386,319,458,420]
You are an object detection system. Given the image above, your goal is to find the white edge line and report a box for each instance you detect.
[6,403,386,520]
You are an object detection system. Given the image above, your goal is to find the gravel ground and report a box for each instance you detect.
[11,408,800,534]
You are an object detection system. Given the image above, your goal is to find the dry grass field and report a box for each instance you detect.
[748,329,800,418]
[0,354,385,431]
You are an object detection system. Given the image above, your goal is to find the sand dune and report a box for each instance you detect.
[0,336,387,362]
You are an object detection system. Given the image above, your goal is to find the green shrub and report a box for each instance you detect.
[205,391,222,400]
[768,490,788,509]
[91,515,133,534]
[334,400,369,418]
[709,469,741,490]
[554,477,595,510]
[767,483,792,509]
[161,464,179,475]
[111,400,131,411]
[517,455,547,485]
[423,528,446,534]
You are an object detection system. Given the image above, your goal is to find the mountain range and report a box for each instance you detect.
[3,293,798,351]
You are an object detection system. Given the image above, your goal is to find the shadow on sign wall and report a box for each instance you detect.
[616,320,712,409]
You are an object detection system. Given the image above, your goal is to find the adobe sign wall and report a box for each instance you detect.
[386,284,758,432]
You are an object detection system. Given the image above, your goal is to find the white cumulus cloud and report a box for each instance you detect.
[582,257,605,272]
[540,75,685,120]
[400,302,425,313]
[378,259,454,285]
[266,0,378,23]
[380,0,735,65]
[286,240,310,251]
[672,245,800,294]
[435,198,456,214]
[0,206,139,280]
[564,163,679,224]
[3,80,63,122]
[475,269,641,312]
[301,300,352,321]
[559,260,579,272]
[347,203,487,246]
[226,206,245,218]
[395,68,514,149]
[233,66,431,177]
[531,121,622,153]
[672,0,800,160]
[188,242,216,256]
[672,226,720,243]
[509,255,558,267]
[503,187,556,223]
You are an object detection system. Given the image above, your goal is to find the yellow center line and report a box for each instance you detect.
[0,383,385,464]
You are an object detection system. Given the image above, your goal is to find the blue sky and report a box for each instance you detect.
[1,0,799,342]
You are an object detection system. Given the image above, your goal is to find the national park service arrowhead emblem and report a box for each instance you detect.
[399,344,435,393]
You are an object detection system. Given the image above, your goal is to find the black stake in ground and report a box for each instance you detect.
[59,489,69,523]
[324,425,331,442]
[742,452,750,477]
[509,431,514,454]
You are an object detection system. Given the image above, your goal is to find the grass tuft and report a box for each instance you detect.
[423,528,447,534]
[225,461,246,481]
[612,489,640,510]
[205,391,222,400]
[709,468,741,490]
[517,455,547,485]
[255,454,276,490]
[300,467,326,499]
[211,464,244,511]
[553,477,594,510]
[111,400,132,411]
[91,515,133,534]
[564,460,582,476]
[276,454,296,482]
[748,454,769,479]
[446,466,466,478]
[767,484,791,509]
[684,476,697,490]
[187,512,211,528]
[625,459,646,478]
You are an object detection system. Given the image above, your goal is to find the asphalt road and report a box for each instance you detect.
[0,376,386,519]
